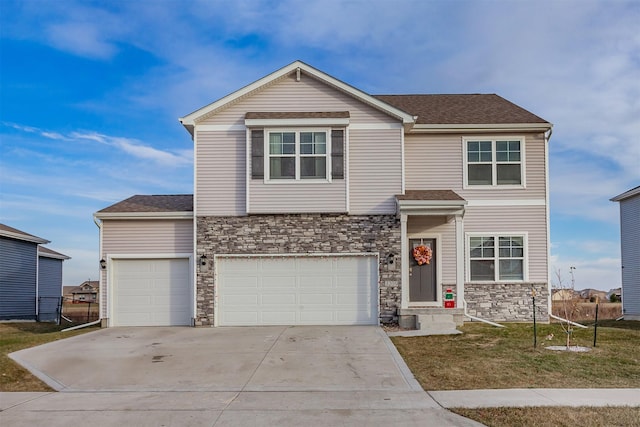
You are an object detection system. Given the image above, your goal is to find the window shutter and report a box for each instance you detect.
[331,129,344,179]
[251,130,264,179]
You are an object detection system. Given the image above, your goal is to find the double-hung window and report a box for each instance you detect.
[469,235,525,281]
[465,137,524,187]
[267,129,330,180]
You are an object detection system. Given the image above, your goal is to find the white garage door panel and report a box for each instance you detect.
[217,256,377,326]
[113,258,190,326]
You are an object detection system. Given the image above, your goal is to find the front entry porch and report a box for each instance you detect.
[396,190,467,332]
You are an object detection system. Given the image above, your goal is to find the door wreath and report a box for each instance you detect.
[412,245,432,265]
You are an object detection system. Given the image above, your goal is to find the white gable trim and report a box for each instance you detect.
[179,61,415,128]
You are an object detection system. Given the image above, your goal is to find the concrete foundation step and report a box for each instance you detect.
[416,314,461,335]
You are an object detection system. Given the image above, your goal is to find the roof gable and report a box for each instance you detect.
[179,60,415,135]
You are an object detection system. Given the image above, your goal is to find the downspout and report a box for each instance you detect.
[549,313,588,329]
[463,300,505,328]
[93,215,103,326]
[62,318,101,332]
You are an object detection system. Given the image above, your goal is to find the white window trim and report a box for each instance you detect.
[264,128,332,183]
[462,136,526,189]
[465,232,529,283]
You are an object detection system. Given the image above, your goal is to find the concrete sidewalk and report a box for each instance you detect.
[429,388,640,408]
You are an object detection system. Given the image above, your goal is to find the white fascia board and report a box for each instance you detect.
[611,186,640,202]
[0,230,49,244]
[245,117,350,127]
[179,60,415,127]
[410,123,552,133]
[94,212,194,220]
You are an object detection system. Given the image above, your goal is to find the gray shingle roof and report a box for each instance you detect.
[374,94,549,125]
[396,190,466,201]
[0,223,49,244]
[39,246,71,260]
[98,195,194,213]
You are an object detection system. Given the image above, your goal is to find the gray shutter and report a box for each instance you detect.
[251,130,264,179]
[331,129,344,179]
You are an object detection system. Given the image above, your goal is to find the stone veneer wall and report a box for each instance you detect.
[464,282,549,322]
[196,214,401,326]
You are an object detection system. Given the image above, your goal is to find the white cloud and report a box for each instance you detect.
[5,123,192,167]
[45,21,118,60]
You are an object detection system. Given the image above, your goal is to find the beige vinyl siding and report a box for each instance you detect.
[349,128,403,214]
[463,205,548,282]
[405,132,547,200]
[100,219,193,319]
[249,181,347,213]
[196,130,246,216]
[198,73,393,125]
[407,216,457,283]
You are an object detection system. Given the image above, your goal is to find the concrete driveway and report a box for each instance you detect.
[3,326,482,426]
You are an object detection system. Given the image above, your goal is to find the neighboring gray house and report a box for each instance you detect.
[611,186,640,320]
[0,224,70,321]
[95,61,553,328]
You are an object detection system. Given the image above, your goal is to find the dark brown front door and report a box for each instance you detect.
[409,238,437,302]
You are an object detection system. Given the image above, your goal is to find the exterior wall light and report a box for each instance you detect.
[99,259,107,270]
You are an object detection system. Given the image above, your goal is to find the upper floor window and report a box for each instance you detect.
[468,234,526,282]
[269,131,327,179]
[251,128,344,181]
[464,137,524,187]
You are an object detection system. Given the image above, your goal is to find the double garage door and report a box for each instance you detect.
[111,255,378,327]
[112,258,191,326]
[217,255,378,326]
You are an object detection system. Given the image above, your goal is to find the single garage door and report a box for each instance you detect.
[112,258,191,326]
[217,255,378,326]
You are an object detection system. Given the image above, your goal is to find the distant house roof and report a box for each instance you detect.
[38,246,71,260]
[65,281,99,296]
[0,223,50,244]
[374,94,549,125]
[610,185,640,202]
[96,195,194,218]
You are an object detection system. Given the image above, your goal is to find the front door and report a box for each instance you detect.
[409,238,437,302]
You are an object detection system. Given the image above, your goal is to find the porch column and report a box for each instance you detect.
[400,213,408,309]
[455,214,465,305]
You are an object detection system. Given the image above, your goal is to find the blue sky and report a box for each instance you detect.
[1,0,638,291]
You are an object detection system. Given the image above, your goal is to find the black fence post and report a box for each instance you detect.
[593,300,599,347]
[87,302,91,323]
[532,289,537,348]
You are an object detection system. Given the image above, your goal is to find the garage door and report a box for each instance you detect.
[217,255,378,326]
[112,258,191,326]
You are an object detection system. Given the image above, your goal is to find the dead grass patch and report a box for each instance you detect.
[391,321,640,390]
[451,406,640,427]
[0,322,98,391]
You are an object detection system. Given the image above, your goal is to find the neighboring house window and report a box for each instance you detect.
[464,138,524,186]
[468,235,525,281]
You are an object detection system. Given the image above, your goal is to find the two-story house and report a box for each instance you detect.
[95,61,552,328]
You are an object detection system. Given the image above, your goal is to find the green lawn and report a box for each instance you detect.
[0,322,98,391]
